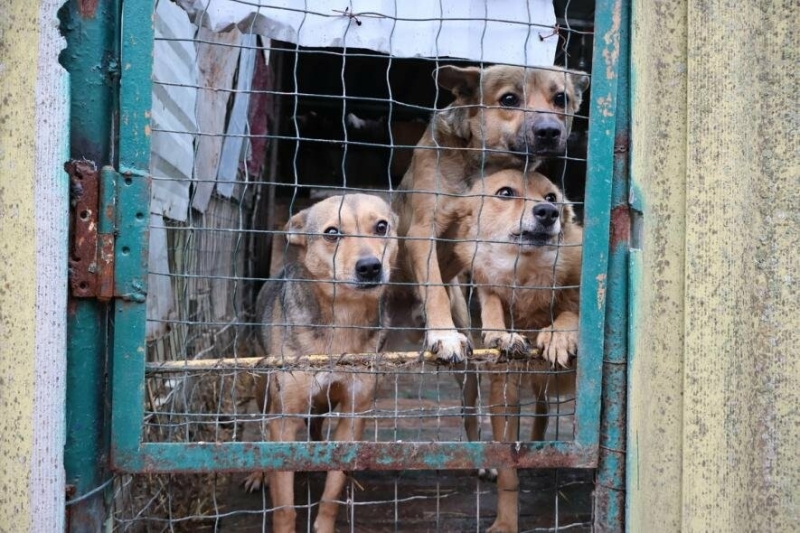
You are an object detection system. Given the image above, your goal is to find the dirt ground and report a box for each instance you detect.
[217,468,593,532]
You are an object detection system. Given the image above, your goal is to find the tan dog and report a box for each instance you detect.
[454,169,582,533]
[244,194,398,533]
[393,64,589,364]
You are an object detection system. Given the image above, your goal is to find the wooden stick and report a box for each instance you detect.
[144,347,550,373]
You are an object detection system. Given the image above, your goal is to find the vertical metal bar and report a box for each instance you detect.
[110,0,154,468]
[58,0,121,529]
[574,0,623,449]
[594,0,631,530]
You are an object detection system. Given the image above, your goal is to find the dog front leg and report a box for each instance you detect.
[449,280,482,443]
[487,370,523,533]
[530,379,551,441]
[479,290,530,360]
[407,224,471,363]
[268,417,304,533]
[313,400,369,533]
[244,374,272,492]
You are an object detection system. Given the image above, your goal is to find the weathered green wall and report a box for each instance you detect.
[629,0,799,531]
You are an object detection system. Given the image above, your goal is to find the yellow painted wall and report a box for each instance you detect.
[629,0,799,531]
[0,1,39,529]
[0,0,67,529]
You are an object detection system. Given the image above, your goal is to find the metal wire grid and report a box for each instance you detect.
[115,0,595,530]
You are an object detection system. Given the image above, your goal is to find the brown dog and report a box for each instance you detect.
[393,64,589,364]
[244,194,398,533]
[454,169,582,533]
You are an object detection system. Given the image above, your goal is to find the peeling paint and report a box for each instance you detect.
[596,93,614,117]
[601,0,622,80]
[114,441,600,474]
[596,273,607,309]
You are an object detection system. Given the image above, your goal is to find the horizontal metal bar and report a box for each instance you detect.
[143,269,584,289]
[112,441,598,474]
[150,126,593,146]
[143,348,586,373]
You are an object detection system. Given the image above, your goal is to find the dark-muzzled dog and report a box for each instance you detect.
[244,193,398,533]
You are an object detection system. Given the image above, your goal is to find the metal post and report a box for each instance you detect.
[594,0,631,530]
[59,0,121,529]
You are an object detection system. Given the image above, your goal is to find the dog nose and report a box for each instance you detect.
[533,203,559,227]
[533,120,563,143]
[355,257,383,281]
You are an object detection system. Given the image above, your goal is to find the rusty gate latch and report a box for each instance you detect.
[66,160,116,302]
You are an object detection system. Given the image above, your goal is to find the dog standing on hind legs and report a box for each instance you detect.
[453,169,582,533]
[244,194,398,533]
[390,64,587,465]
[392,63,589,365]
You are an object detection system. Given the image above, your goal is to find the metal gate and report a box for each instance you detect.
[65,0,629,529]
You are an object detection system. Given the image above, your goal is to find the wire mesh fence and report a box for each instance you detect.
[114,0,598,530]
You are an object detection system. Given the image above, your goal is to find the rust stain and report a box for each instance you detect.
[96,234,115,302]
[610,206,631,248]
[66,160,100,297]
[77,0,99,18]
[128,442,598,474]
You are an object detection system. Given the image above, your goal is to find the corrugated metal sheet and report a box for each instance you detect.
[215,34,257,198]
[148,0,198,335]
[151,0,198,223]
[190,27,242,213]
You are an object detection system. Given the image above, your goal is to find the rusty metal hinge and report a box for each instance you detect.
[66,160,116,302]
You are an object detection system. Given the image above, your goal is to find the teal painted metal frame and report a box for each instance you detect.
[61,0,122,529]
[594,0,630,530]
[110,0,623,474]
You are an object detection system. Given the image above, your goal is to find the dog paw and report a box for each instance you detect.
[313,515,335,533]
[426,330,472,364]
[483,331,530,361]
[478,467,498,482]
[486,520,517,533]
[242,471,268,493]
[536,328,577,368]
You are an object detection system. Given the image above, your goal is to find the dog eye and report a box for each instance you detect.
[323,227,341,242]
[496,187,517,198]
[544,193,558,203]
[553,92,569,108]
[499,93,520,107]
[375,220,388,236]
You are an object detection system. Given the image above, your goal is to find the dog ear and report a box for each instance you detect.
[569,71,590,95]
[434,65,481,100]
[285,209,308,247]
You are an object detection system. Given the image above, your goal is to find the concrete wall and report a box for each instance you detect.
[628,0,799,531]
[0,0,68,530]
